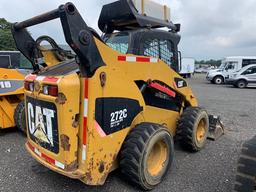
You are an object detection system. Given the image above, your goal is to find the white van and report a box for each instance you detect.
[226,64,256,88]
[206,56,256,84]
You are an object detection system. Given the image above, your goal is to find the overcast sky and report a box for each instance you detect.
[1,0,256,60]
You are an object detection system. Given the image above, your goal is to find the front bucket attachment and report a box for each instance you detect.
[207,115,224,141]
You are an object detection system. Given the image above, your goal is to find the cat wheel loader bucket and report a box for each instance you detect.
[12,0,222,190]
[207,115,224,141]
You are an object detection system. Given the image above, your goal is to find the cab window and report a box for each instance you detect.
[143,38,174,66]
[105,32,129,54]
[19,54,33,69]
[242,67,256,75]
[225,62,237,70]
[0,52,32,69]
[242,59,256,67]
[0,55,11,68]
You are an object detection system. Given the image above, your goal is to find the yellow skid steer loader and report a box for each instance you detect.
[12,0,223,190]
[0,51,31,132]
[0,43,74,133]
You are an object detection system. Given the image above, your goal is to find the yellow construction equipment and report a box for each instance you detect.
[0,51,32,132]
[0,42,74,133]
[12,0,222,190]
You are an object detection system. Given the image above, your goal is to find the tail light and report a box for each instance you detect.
[43,85,58,97]
[24,81,34,91]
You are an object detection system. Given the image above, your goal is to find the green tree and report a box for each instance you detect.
[0,18,17,51]
[195,59,222,67]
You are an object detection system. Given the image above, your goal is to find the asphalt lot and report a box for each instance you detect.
[1,73,256,192]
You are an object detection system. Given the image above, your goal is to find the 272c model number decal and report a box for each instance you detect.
[110,109,128,128]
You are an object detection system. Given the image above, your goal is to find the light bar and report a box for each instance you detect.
[132,0,171,22]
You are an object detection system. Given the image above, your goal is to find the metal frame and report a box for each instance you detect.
[12,2,105,77]
[98,0,180,33]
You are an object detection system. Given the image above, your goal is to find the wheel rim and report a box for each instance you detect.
[147,139,168,176]
[215,78,222,84]
[196,119,207,142]
[238,82,245,88]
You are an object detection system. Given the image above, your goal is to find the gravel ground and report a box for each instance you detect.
[0,73,256,192]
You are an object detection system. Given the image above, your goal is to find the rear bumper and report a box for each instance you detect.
[25,141,84,179]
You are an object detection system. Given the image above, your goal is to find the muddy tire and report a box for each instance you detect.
[119,123,174,190]
[234,136,256,192]
[177,107,209,152]
[14,101,26,134]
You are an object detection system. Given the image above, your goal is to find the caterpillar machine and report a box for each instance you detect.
[0,51,31,133]
[12,0,224,190]
[0,44,74,133]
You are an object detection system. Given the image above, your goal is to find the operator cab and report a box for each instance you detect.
[0,51,32,69]
[99,0,181,72]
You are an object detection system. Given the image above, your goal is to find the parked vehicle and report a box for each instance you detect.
[206,56,256,84]
[179,58,195,78]
[11,0,221,190]
[0,51,32,132]
[226,64,256,88]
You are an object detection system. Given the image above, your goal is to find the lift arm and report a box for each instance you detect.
[12,2,105,77]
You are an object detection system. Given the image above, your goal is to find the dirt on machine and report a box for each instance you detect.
[12,0,224,190]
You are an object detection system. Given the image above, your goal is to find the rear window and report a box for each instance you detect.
[242,59,256,67]
[105,32,129,54]
[0,52,32,69]
[0,55,11,68]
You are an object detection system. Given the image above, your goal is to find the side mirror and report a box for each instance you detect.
[174,24,181,32]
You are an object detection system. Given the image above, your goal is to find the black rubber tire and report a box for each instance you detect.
[234,136,256,192]
[236,80,247,89]
[177,107,209,152]
[213,76,224,85]
[119,123,174,190]
[14,101,26,134]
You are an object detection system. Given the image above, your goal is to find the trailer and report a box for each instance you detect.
[179,57,195,78]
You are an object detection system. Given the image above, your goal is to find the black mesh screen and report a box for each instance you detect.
[143,39,174,66]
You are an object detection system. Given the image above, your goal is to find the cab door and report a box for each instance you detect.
[242,66,256,86]
[223,62,237,78]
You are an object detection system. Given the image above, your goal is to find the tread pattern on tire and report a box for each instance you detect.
[14,101,26,134]
[234,136,256,192]
[119,123,170,190]
[177,107,208,152]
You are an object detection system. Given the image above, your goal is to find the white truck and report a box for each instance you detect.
[206,56,256,84]
[179,57,195,78]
